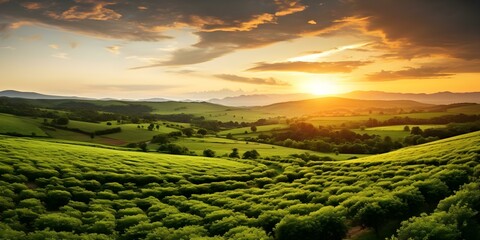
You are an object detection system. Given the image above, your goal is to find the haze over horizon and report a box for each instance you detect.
[1,0,479,99]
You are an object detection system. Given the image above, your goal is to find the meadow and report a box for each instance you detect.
[0,131,478,239]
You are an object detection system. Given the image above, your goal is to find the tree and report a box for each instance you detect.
[156,124,160,130]
[203,149,215,157]
[139,142,148,152]
[197,128,208,136]
[243,150,260,159]
[148,123,155,131]
[106,122,112,126]
[410,126,423,135]
[53,117,69,125]
[229,148,240,158]
[250,125,257,132]
[226,133,234,139]
[151,134,169,144]
[182,128,194,137]
[403,125,410,132]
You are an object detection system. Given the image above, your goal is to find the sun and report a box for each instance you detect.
[303,80,341,96]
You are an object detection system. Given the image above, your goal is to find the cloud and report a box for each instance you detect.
[214,74,290,86]
[53,2,122,21]
[366,67,453,81]
[131,46,234,69]
[90,84,177,92]
[248,61,371,73]
[52,52,68,59]
[0,0,478,66]
[287,42,370,62]
[0,46,15,50]
[69,41,78,48]
[350,0,480,60]
[106,45,121,54]
[48,44,59,49]
[21,2,42,10]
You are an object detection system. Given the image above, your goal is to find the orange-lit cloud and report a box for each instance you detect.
[249,61,371,73]
[215,74,290,86]
[106,45,121,54]
[366,67,453,81]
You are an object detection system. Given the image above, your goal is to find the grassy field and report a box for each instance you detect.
[0,113,48,137]
[167,136,364,160]
[353,124,447,140]
[0,131,478,239]
[218,124,288,136]
[351,130,480,163]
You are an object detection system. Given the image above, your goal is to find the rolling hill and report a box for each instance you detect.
[256,97,434,116]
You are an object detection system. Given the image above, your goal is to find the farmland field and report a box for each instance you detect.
[0,131,478,239]
[169,136,363,160]
[0,114,47,137]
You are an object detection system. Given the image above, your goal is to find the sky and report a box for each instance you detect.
[0,0,479,100]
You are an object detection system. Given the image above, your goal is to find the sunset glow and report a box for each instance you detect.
[0,0,478,99]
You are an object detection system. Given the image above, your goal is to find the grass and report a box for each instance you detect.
[0,135,254,177]
[366,124,446,131]
[349,130,480,163]
[166,136,365,160]
[353,124,447,140]
[218,124,289,136]
[0,113,48,137]
[0,130,478,239]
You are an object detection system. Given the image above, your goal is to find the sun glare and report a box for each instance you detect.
[303,80,341,96]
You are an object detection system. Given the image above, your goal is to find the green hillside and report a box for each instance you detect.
[257,97,434,117]
[0,132,479,239]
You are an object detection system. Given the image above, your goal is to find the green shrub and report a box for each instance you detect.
[34,213,82,232]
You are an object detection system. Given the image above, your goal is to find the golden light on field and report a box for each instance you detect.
[302,79,341,96]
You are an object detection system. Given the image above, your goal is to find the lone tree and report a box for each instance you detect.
[182,128,194,137]
[229,148,240,158]
[250,125,257,132]
[243,150,260,159]
[404,125,410,132]
[203,149,215,157]
[139,142,148,152]
[410,126,423,135]
[148,123,155,131]
[197,128,208,136]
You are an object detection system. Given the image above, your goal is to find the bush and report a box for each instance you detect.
[224,226,270,240]
[45,190,71,209]
[243,150,260,159]
[203,149,216,157]
[34,213,82,232]
[275,206,347,240]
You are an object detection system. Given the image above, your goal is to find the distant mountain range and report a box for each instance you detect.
[208,93,316,106]
[340,91,480,105]
[209,91,480,106]
[0,90,89,100]
[0,90,173,102]
[256,97,434,117]
[2,89,480,107]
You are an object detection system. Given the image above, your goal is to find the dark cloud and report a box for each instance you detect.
[248,61,371,73]
[214,74,290,86]
[0,0,478,66]
[366,67,453,81]
[352,0,480,60]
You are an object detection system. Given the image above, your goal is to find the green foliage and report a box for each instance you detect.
[229,148,240,158]
[275,206,347,240]
[242,150,260,159]
[34,213,82,232]
[203,149,216,157]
